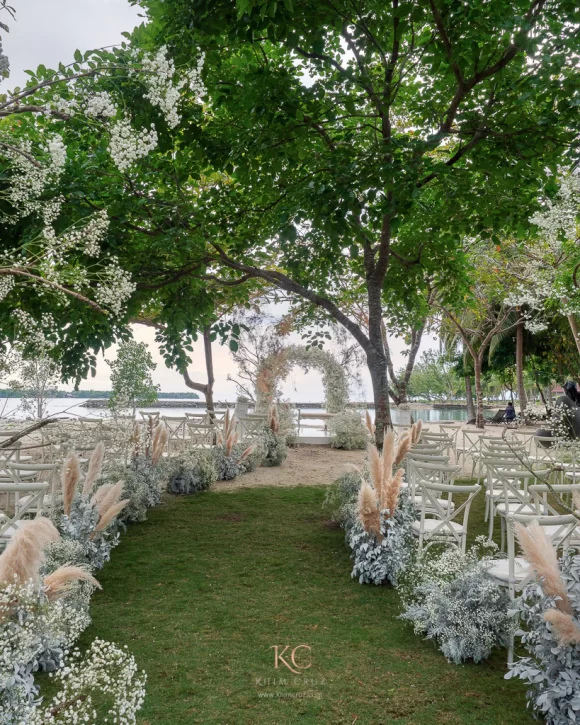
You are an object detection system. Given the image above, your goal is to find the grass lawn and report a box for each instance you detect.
[56,485,536,725]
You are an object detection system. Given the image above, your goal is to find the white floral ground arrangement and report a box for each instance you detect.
[0,407,293,722]
[324,421,580,725]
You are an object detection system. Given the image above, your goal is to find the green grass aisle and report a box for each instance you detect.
[75,487,534,725]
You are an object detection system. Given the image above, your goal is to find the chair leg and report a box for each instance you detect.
[488,507,495,541]
[500,517,506,552]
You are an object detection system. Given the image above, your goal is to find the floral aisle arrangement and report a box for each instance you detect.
[169,449,218,494]
[322,470,364,530]
[506,521,580,725]
[0,518,145,724]
[328,410,370,450]
[212,410,256,480]
[103,421,173,522]
[261,405,288,467]
[53,450,130,571]
[348,430,416,586]
[399,538,512,663]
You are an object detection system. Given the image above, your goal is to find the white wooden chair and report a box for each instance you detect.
[0,482,50,548]
[186,420,216,448]
[239,416,266,442]
[485,512,578,663]
[487,466,551,547]
[412,479,481,554]
[161,416,188,455]
[8,462,59,514]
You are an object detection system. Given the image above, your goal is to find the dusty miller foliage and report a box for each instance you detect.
[168,449,218,494]
[328,411,370,450]
[104,456,172,522]
[507,554,580,724]
[53,498,121,571]
[348,490,417,586]
[399,539,512,664]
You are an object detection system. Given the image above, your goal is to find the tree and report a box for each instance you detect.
[9,352,60,419]
[106,340,159,417]
[141,0,580,444]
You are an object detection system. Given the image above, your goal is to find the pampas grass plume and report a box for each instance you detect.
[368,443,382,501]
[44,565,101,601]
[82,442,105,496]
[239,445,255,462]
[385,468,404,518]
[365,410,374,436]
[544,609,580,646]
[90,483,113,508]
[151,424,168,465]
[358,481,382,540]
[515,520,572,613]
[96,481,124,517]
[0,518,60,585]
[93,499,130,535]
[395,434,411,466]
[62,452,81,516]
[382,430,396,487]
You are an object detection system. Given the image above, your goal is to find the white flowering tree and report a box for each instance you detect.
[106,339,159,417]
[505,173,580,356]
[0,37,206,378]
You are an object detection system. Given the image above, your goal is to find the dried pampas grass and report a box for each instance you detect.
[0,518,60,586]
[358,481,382,540]
[382,430,396,489]
[62,452,81,516]
[90,483,114,508]
[269,405,280,434]
[93,499,130,536]
[96,481,124,518]
[44,565,101,601]
[365,410,374,436]
[385,468,404,518]
[395,433,411,466]
[238,445,255,462]
[151,424,168,466]
[544,609,580,646]
[516,520,572,613]
[82,442,105,496]
[411,420,423,444]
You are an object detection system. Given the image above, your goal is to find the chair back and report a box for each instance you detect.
[416,479,480,553]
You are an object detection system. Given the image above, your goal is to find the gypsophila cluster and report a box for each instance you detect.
[27,639,147,725]
[399,538,512,664]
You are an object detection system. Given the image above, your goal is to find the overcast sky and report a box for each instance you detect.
[5,0,436,400]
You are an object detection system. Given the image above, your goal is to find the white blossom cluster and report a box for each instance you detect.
[4,135,66,221]
[137,45,206,129]
[94,258,136,317]
[108,115,158,172]
[12,310,57,353]
[85,90,117,119]
[26,640,146,725]
[0,274,15,302]
[57,209,110,258]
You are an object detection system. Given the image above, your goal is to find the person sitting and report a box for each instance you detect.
[504,401,516,423]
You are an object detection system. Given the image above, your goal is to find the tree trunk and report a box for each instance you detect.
[516,311,527,415]
[183,326,216,421]
[465,375,475,420]
[474,358,485,429]
[567,312,580,357]
[368,350,392,446]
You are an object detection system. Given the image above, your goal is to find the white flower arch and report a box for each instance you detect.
[255,345,349,413]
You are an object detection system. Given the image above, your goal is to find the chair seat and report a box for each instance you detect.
[16,493,60,512]
[410,495,455,511]
[495,502,536,516]
[484,557,530,583]
[411,519,464,535]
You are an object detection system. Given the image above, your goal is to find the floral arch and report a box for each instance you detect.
[255,345,349,413]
